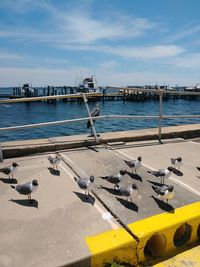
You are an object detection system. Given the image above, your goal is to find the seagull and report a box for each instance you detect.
[124,156,142,174]
[74,175,94,196]
[11,179,39,201]
[114,183,139,203]
[171,157,182,170]
[100,170,126,186]
[48,154,60,170]
[0,162,19,179]
[87,104,100,136]
[147,166,173,184]
[153,184,175,204]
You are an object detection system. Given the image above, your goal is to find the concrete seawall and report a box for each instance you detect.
[1,123,200,159]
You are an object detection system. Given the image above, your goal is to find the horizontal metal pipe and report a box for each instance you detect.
[162,115,200,119]
[0,92,101,104]
[0,114,200,132]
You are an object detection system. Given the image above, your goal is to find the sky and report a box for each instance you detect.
[0,0,200,87]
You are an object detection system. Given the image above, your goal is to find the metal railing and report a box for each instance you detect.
[0,90,200,162]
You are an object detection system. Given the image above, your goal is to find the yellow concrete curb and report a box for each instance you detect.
[86,202,200,266]
[128,202,200,264]
[86,227,137,267]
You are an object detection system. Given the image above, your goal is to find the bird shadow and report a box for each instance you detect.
[172,168,183,176]
[125,171,142,182]
[73,191,95,205]
[116,197,138,212]
[98,185,121,196]
[151,196,174,213]
[0,178,18,184]
[147,180,164,187]
[48,167,60,176]
[9,199,39,208]
[87,146,99,152]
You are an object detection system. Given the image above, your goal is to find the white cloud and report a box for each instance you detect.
[106,45,185,59]
[171,53,200,68]
[166,25,200,43]
[63,14,156,43]
[0,51,22,60]
[0,66,198,87]
[98,60,119,69]
[0,0,156,45]
[58,44,185,60]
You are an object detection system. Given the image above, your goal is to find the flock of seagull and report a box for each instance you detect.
[0,153,186,208]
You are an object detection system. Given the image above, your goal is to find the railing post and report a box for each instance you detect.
[0,142,3,162]
[158,90,163,143]
[82,93,99,144]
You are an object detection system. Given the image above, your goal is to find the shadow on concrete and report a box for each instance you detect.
[147,180,164,187]
[173,168,183,176]
[0,178,18,184]
[73,191,95,205]
[48,167,60,176]
[98,185,121,196]
[125,171,142,182]
[151,196,174,213]
[9,199,39,208]
[87,146,99,152]
[116,197,138,212]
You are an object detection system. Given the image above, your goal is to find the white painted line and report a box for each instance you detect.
[59,161,119,229]
[115,149,200,197]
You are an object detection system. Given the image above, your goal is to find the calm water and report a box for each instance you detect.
[0,88,200,142]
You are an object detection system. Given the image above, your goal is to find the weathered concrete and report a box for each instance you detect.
[0,155,119,267]
[1,124,200,158]
[60,141,199,226]
[115,138,200,196]
[0,137,200,267]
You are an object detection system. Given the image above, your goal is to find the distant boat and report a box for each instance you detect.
[184,84,200,92]
[78,76,101,93]
[11,83,37,98]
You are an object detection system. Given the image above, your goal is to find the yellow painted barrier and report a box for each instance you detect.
[128,202,200,264]
[86,227,138,267]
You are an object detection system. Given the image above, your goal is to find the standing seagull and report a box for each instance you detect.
[74,175,95,196]
[171,157,182,170]
[0,162,19,179]
[147,166,173,184]
[87,104,100,136]
[153,184,175,204]
[115,183,139,203]
[124,156,142,174]
[100,170,126,187]
[48,154,60,170]
[11,179,39,202]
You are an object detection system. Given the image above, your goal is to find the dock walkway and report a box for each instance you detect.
[0,128,200,266]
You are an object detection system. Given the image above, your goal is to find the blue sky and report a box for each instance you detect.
[0,0,200,87]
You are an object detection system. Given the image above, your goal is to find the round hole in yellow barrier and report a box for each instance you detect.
[144,234,167,258]
[197,224,200,239]
[173,223,191,247]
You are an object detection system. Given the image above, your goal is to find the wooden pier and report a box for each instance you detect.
[1,85,200,103]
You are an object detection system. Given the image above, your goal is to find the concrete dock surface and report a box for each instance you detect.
[0,134,200,266]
